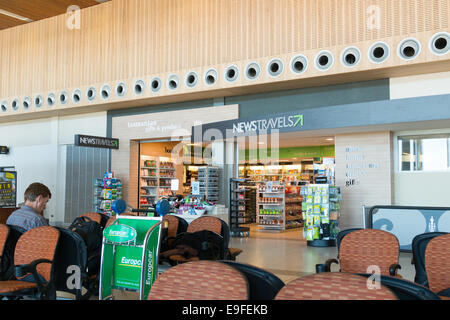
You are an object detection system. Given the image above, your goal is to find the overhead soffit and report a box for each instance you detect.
[0,0,108,31]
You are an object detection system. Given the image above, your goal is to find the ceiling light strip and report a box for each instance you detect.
[0,9,33,22]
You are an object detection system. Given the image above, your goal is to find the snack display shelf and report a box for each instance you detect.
[229,178,250,237]
[139,156,175,208]
[257,182,286,232]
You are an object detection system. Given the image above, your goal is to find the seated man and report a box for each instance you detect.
[6,182,51,231]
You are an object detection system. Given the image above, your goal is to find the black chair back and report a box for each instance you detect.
[218,218,231,250]
[53,227,88,299]
[358,273,441,300]
[411,232,447,287]
[98,213,111,229]
[1,225,26,280]
[174,215,189,235]
[220,260,285,300]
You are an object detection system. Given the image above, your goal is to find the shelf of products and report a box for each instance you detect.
[301,184,342,247]
[184,165,199,194]
[229,178,251,237]
[198,166,219,202]
[239,159,336,186]
[257,182,285,232]
[139,156,176,208]
[313,158,335,185]
[245,184,257,224]
[94,171,122,217]
[285,192,303,229]
[242,165,302,183]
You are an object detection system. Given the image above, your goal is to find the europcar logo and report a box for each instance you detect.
[119,256,142,268]
[104,224,136,243]
[232,114,303,134]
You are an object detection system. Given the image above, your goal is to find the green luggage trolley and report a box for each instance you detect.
[99,215,163,300]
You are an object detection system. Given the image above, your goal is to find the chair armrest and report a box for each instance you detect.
[437,288,450,298]
[326,258,339,271]
[316,259,339,273]
[389,263,402,276]
[15,259,52,279]
[15,258,53,296]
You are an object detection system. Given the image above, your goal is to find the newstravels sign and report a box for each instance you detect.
[75,134,119,149]
[232,114,304,134]
[191,111,305,143]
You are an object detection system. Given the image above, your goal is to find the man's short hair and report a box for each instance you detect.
[24,183,52,202]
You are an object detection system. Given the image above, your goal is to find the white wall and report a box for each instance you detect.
[393,128,450,208]
[0,112,107,223]
[390,71,450,100]
[394,172,450,207]
[391,70,450,207]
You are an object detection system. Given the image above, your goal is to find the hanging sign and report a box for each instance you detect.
[74,134,119,149]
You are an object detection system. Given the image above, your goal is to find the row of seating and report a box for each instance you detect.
[0,213,448,300]
[147,229,450,300]
[147,260,436,300]
[0,212,242,300]
[0,211,110,300]
[314,229,450,299]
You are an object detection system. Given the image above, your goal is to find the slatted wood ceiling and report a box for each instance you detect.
[0,0,105,30]
[0,0,449,120]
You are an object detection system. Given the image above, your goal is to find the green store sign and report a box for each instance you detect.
[241,145,335,161]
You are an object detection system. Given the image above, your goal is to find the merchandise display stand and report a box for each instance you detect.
[301,184,342,247]
[99,215,162,300]
[198,166,219,202]
[139,156,175,209]
[229,178,250,237]
[245,184,257,224]
[285,192,303,229]
[94,172,122,217]
[257,182,285,232]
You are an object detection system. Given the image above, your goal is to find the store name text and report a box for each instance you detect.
[232,115,303,134]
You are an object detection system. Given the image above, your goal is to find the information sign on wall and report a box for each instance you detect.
[0,171,17,208]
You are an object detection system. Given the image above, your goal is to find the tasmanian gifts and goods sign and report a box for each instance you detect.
[75,134,119,149]
[0,172,17,207]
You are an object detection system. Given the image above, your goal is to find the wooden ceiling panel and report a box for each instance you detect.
[0,0,103,30]
[0,11,28,30]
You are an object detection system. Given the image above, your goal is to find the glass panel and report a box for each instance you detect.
[400,138,411,171]
[399,135,450,172]
[419,138,447,171]
[448,138,450,169]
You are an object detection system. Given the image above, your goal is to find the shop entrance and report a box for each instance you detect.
[235,131,337,241]
[136,138,230,222]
